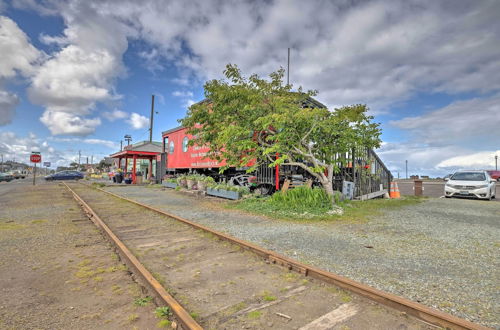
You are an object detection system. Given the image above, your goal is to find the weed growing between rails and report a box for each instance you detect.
[228,187,427,221]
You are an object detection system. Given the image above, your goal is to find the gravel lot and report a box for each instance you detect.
[103,185,500,328]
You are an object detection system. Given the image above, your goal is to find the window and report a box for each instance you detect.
[182,137,189,152]
[169,141,174,154]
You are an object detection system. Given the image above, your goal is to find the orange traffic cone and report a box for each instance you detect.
[389,181,401,198]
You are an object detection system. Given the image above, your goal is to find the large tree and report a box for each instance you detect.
[181,64,381,197]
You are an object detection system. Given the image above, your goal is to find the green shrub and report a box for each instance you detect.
[270,186,332,209]
[207,182,250,195]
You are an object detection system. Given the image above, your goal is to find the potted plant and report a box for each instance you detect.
[206,183,250,200]
[177,175,188,188]
[163,177,178,189]
[186,174,198,190]
[197,175,215,191]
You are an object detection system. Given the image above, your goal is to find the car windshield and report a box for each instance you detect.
[451,172,486,181]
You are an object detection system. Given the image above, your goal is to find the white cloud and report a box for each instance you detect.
[83,138,118,149]
[437,151,500,169]
[0,131,71,167]
[0,90,19,125]
[172,90,193,98]
[0,16,41,79]
[40,111,101,136]
[49,136,118,149]
[22,0,500,115]
[23,1,131,135]
[184,99,195,108]
[103,109,128,121]
[391,95,500,147]
[0,16,42,125]
[127,112,149,130]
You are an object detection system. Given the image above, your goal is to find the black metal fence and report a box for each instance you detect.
[256,148,392,198]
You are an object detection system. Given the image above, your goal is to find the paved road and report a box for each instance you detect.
[397,181,500,202]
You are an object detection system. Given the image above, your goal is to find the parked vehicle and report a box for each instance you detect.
[9,171,26,179]
[0,173,14,182]
[45,170,84,181]
[444,170,496,200]
[486,170,500,181]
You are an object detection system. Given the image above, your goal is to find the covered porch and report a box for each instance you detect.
[110,141,162,184]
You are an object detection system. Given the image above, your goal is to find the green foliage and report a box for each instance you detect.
[270,186,332,209]
[134,296,153,306]
[208,182,250,195]
[156,319,171,328]
[247,311,262,319]
[180,64,382,195]
[154,306,171,318]
[229,195,426,221]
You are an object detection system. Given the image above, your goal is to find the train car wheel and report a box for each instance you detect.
[256,184,274,196]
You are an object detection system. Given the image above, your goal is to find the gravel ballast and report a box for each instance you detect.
[103,185,499,328]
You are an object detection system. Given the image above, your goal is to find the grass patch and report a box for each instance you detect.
[247,311,262,319]
[127,314,139,323]
[228,192,426,222]
[0,222,25,230]
[259,290,276,301]
[134,296,153,306]
[31,219,47,224]
[91,182,106,188]
[155,306,171,318]
[156,319,171,328]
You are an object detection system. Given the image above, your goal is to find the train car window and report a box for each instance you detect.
[182,137,189,152]
[169,141,174,154]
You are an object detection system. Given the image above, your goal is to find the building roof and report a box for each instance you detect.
[110,141,162,158]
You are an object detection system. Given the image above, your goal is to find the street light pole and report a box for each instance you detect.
[496,155,498,170]
[405,160,408,179]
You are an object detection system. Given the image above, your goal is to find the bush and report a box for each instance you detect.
[270,186,332,209]
[208,182,250,195]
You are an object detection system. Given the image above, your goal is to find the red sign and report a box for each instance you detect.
[30,154,41,163]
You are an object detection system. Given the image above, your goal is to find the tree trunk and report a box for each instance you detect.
[323,179,334,197]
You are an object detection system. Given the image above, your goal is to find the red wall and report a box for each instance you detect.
[163,127,227,169]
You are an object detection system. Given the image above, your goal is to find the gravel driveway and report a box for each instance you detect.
[103,185,499,328]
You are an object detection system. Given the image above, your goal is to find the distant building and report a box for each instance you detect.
[410,175,419,179]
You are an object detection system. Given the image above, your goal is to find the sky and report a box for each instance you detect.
[0,0,499,176]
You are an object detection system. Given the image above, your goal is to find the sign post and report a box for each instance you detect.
[30,152,41,185]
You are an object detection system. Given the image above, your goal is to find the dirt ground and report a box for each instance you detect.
[0,180,159,330]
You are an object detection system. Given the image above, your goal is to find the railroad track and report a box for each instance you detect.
[64,182,487,330]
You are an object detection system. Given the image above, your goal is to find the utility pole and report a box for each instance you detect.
[78,150,81,168]
[287,48,290,86]
[405,160,408,179]
[496,155,498,170]
[124,135,132,146]
[91,155,93,166]
[149,94,155,142]
[120,140,123,151]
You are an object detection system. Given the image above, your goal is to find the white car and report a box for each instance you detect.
[444,170,496,200]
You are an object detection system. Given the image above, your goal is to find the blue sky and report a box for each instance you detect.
[1,0,499,176]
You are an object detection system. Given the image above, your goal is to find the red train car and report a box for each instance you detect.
[161,126,257,185]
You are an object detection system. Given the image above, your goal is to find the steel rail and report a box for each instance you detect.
[63,183,202,330]
[83,183,489,330]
